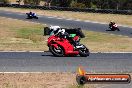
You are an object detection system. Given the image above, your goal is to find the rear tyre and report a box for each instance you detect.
[49,45,64,57]
[79,45,90,57]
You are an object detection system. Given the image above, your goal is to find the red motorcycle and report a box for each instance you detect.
[47,34,90,57]
[109,22,120,31]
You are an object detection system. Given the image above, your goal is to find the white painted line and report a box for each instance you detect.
[56,18,63,19]
[0,51,132,53]
[66,18,73,20]
[37,16,42,17]
[75,19,81,21]
[47,16,55,18]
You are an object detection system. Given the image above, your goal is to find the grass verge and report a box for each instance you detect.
[81,31,132,52]
[0,7,132,26]
[0,16,132,52]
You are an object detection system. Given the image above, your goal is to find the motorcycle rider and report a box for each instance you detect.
[29,11,33,16]
[28,11,36,17]
[109,21,115,29]
[109,21,120,31]
[49,26,83,49]
[49,26,61,35]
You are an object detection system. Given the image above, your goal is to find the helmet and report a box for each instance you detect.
[49,26,60,31]
[60,29,65,34]
[110,21,113,23]
[49,26,61,35]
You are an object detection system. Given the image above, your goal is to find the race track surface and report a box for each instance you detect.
[0,10,132,37]
[0,52,132,72]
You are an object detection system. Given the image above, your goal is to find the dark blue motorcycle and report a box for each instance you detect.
[26,12,38,19]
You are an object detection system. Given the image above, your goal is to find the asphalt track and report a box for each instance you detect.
[0,52,131,72]
[0,10,132,37]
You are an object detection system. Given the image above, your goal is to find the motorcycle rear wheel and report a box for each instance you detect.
[49,45,64,57]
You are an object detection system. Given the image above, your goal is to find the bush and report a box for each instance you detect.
[90,2,97,9]
[70,1,86,8]
[23,0,40,5]
[0,0,9,4]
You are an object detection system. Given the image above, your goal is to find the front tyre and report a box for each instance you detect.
[49,45,64,57]
[35,16,38,19]
[116,27,120,31]
[79,45,90,57]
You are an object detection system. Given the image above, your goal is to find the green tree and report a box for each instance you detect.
[0,0,9,4]
[24,0,41,5]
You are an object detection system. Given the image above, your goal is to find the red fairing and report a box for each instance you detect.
[73,36,80,41]
[48,35,79,56]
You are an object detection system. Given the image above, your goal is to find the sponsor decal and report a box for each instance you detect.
[76,67,131,85]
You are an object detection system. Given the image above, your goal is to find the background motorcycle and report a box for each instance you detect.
[26,13,38,19]
[109,24,120,31]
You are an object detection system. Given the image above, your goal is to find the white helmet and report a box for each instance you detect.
[58,29,65,35]
[49,25,60,32]
[49,26,61,35]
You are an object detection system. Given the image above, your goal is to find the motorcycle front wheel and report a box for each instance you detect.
[116,27,120,31]
[49,45,64,57]
[35,16,38,19]
[79,45,90,57]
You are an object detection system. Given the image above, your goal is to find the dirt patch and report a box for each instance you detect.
[0,73,95,88]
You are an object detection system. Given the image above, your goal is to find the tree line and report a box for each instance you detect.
[50,0,132,10]
[0,0,132,10]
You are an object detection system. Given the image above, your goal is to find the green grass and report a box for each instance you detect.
[16,27,44,42]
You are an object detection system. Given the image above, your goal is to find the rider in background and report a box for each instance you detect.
[29,11,32,15]
[28,11,36,16]
[109,21,115,29]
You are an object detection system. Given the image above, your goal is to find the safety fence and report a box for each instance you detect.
[0,4,132,15]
